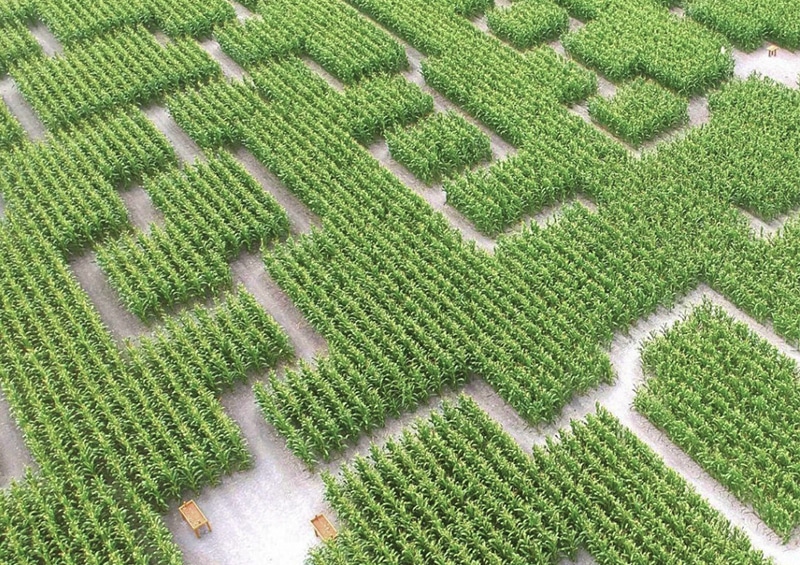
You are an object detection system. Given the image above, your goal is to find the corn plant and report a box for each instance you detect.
[0,17,40,75]
[343,73,433,144]
[36,0,235,44]
[387,111,492,184]
[488,0,569,50]
[0,100,23,149]
[217,0,407,84]
[560,0,733,95]
[588,77,688,146]
[310,398,768,564]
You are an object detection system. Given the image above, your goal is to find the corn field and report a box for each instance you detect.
[0,0,798,562]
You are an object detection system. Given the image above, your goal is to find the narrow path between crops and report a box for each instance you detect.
[68,252,150,345]
[231,147,321,237]
[119,184,164,234]
[743,206,800,239]
[368,137,498,252]
[28,22,63,57]
[231,251,328,364]
[0,76,46,142]
[142,104,206,165]
[199,38,248,82]
[229,0,255,22]
[0,388,35,488]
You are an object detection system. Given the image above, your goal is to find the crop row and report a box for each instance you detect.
[0,17,40,75]
[638,301,800,540]
[216,0,407,84]
[386,110,491,184]
[12,25,219,129]
[685,0,800,51]
[0,100,23,149]
[310,397,767,564]
[588,77,688,146]
[0,106,175,252]
[35,0,235,44]
[97,152,289,320]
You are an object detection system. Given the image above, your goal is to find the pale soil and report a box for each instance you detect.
[28,22,63,57]
[735,45,800,89]
[367,137,498,253]
[230,0,255,23]
[0,388,35,488]
[119,184,164,234]
[0,75,46,142]
[231,147,321,237]
[200,38,248,82]
[742,206,800,239]
[68,251,150,344]
[142,104,206,165]
[230,251,328,364]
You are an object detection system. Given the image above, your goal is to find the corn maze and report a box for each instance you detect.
[0,0,798,563]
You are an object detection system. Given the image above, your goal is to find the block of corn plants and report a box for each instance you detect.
[637,301,800,541]
[488,0,569,50]
[308,397,768,564]
[343,73,433,144]
[685,0,800,52]
[588,77,688,146]
[386,111,492,184]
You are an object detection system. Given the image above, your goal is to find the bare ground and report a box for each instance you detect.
[302,57,344,93]
[68,252,150,345]
[231,147,321,237]
[0,388,35,487]
[734,45,800,89]
[142,104,205,165]
[230,0,256,23]
[164,377,331,565]
[28,22,63,57]
[743,206,800,239]
[119,184,164,234]
[502,194,598,238]
[230,251,328,363]
[367,138,498,253]
[199,38,248,82]
[0,76,46,142]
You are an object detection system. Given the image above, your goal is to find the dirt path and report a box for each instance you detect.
[368,138,498,253]
[735,45,800,89]
[68,252,150,344]
[28,22,63,57]
[0,388,35,487]
[231,147,321,236]
[119,185,164,234]
[0,76,46,142]
[230,251,328,363]
[142,104,205,165]
[199,38,247,82]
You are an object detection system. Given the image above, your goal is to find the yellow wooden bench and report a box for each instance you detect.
[311,514,337,541]
[179,500,211,538]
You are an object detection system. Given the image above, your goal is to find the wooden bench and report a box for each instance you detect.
[311,514,337,541]
[179,500,211,538]
[768,45,778,57]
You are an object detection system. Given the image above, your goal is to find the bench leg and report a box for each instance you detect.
[194,527,201,539]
